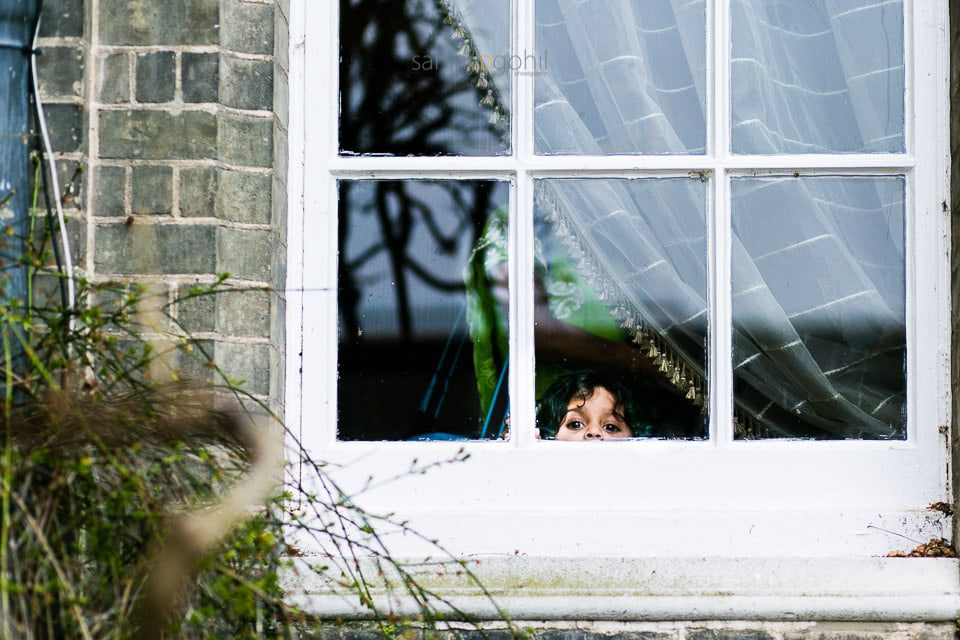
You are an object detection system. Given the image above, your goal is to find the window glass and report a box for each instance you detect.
[731,0,904,154]
[535,0,707,155]
[534,178,708,439]
[339,0,511,156]
[337,180,510,441]
[731,176,906,439]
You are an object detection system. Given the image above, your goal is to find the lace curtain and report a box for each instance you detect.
[447,0,906,438]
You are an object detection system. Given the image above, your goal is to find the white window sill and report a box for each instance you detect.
[284,556,960,621]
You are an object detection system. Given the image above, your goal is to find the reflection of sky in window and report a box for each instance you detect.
[339,181,508,339]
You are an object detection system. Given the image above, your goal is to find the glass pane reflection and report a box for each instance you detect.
[339,0,511,156]
[731,176,906,439]
[338,180,510,441]
[534,178,708,439]
[535,0,707,155]
[731,0,904,153]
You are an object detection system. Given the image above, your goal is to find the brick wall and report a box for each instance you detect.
[33,0,284,410]
[35,0,87,288]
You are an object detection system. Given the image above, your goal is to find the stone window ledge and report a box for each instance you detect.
[284,557,960,621]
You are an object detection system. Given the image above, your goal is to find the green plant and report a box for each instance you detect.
[0,167,521,639]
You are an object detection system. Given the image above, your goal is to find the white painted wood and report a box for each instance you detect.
[511,0,536,450]
[289,0,952,582]
[710,0,731,446]
[284,0,307,460]
[909,0,952,493]
[326,154,916,174]
[298,0,339,456]
[711,171,732,446]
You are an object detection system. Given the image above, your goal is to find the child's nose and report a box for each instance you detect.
[583,426,604,440]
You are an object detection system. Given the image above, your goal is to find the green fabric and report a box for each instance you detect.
[463,209,509,419]
[464,207,630,417]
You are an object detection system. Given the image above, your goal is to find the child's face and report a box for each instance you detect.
[555,387,633,441]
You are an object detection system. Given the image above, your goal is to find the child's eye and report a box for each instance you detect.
[564,421,584,430]
[603,423,623,433]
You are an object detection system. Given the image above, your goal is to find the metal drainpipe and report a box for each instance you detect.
[0,0,41,308]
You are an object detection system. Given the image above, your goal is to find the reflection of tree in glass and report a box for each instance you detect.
[338,0,505,342]
[339,0,506,155]
[338,181,493,344]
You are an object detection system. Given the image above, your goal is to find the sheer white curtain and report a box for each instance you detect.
[448,0,906,438]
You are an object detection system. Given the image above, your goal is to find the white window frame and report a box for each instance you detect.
[285,0,958,619]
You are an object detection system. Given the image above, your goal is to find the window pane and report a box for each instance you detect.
[535,0,706,155]
[731,176,906,439]
[731,0,904,154]
[534,179,708,440]
[339,0,511,156]
[337,180,510,441]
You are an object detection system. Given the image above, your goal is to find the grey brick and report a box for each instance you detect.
[273,63,288,128]
[687,631,774,640]
[93,166,126,217]
[270,296,284,400]
[93,223,155,271]
[43,103,84,153]
[272,175,286,229]
[217,288,270,336]
[30,272,67,311]
[269,344,284,406]
[34,159,86,211]
[26,213,85,270]
[63,160,86,209]
[135,51,176,103]
[99,110,217,160]
[273,125,287,182]
[340,631,381,640]
[275,10,289,74]
[216,227,272,281]
[61,214,87,267]
[95,223,216,274]
[216,341,270,395]
[270,292,285,353]
[110,283,174,332]
[270,230,285,285]
[220,56,273,110]
[38,47,84,98]
[311,625,343,640]
[157,224,217,274]
[99,0,219,46]
[174,338,216,384]
[783,623,904,640]
[532,632,589,640]
[88,281,137,317]
[39,0,83,38]
[218,114,273,167]
[216,170,270,223]
[131,166,173,214]
[179,166,217,216]
[176,284,216,332]
[222,0,274,55]
[182,52,219,103]
[449,632,514,640]
[98,53,131,103]
[784,634,883,640]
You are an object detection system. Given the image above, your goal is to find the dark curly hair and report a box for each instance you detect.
[535,370,641,439]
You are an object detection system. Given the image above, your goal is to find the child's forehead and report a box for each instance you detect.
[567,386,615,405]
